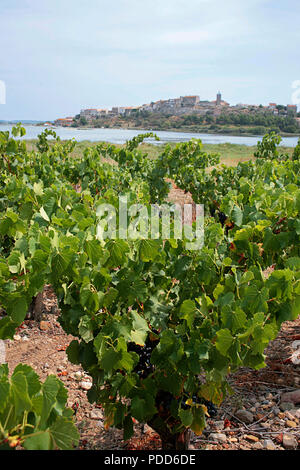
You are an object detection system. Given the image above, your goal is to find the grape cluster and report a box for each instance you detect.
[128,331,159,379]
[180,394,218,417]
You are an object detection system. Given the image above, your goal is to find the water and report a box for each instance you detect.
[0,124,299,147]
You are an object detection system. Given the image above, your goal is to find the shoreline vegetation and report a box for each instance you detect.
[25,139,296,166]
[65,124,300,138]
[70,110,300,137]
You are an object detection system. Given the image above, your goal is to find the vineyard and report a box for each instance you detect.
[0,126,299,450]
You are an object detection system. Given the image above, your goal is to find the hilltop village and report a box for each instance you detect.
[54,92,298,127]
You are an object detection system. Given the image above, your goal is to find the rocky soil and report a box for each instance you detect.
[1,284,299,452]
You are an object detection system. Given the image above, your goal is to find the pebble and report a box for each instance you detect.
[80,381,92,391]
[284,411,296,421]
[73,371,83,380]
[244,435,259,442]
[39,321,51,331]
[209,433,227,444]
[263,439,277,450]
[286,420,297,428]
[235,409,254,424]
[90,409,104,420]
[280,402,294,411]
[281,390,300,405]
[252,441,264,450]
[282,433,298,450]
[13,334,21,341]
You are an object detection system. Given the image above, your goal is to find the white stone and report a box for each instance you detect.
[263,439,276,450]
[90,409,104,420]
[80,381,92,391]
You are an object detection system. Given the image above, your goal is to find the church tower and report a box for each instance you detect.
[216,91,222,106]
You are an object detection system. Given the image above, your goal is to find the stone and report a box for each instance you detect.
[90,409,104,420]
[252,442,264,450]
[13,334,21,341]
[0,340,6,364]
[281,390,300,405]
[235,409,254,424]
[282,433,298,450]
[80,381,92,391]
[212,420,224,431]
[280,402,294,411]
[286,420,297,428]
[209,433,227,444]
[245,435,259,442]
[39,321,51,331]
[284,411,296,421]
[263,439,276,450]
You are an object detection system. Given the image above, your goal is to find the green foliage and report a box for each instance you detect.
[0,364,79,450]
[0,127,299,448]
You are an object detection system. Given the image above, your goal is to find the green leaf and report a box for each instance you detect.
[123,415,134,441]
[40,206,50,222]
[41,375,60,424]
[179,408,193,427]
[78,316,94,343]
[7,296,28,325]
[100,349,122,372]
[231,206,243,227]
[131,395,156,422]
[24,432,52,450]
[215,329,234,356]
[12,364,41,397]
[138,239,159,262]
[49,416,80,450]
[66,340,80,365]
[11,372,32,416]
[178,300,196,329]
[0,379,10,413]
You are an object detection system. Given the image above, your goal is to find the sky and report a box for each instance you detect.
[0,0,300,120]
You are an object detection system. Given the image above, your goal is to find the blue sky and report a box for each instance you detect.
[0,0,299,120]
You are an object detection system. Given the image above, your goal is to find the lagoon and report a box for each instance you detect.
[0,124,299,147]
